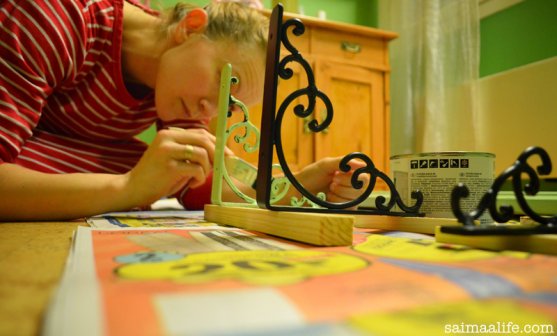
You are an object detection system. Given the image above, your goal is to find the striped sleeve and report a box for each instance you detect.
[0,0,84,163]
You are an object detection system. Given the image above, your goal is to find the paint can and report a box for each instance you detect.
[390,152,495,225]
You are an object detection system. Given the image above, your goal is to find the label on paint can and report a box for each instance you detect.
[390,152,495,225]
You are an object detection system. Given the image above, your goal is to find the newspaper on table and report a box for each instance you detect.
[86,210,222,229]
[44,224,557,336]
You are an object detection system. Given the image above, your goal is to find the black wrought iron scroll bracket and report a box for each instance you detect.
[255,4,423,216]
[443,146,557,235]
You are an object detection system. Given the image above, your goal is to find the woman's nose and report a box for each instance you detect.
[198,99,217,119]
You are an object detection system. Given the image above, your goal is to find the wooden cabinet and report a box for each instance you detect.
[313,60,385,163]
[227,13,397,181]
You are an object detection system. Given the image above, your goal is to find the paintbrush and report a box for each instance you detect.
[224,156,259,189]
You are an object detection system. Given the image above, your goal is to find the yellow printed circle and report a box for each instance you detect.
[350,299,555,336]
[116,250,369,286]
[354,235,528,262]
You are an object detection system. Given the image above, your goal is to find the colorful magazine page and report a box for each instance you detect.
[87,210,227,229]
[44,227,557,335]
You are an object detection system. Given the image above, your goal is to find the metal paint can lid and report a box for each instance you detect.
[390,152,495,160]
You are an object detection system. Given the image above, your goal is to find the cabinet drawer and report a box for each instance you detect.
[311,29,386,65]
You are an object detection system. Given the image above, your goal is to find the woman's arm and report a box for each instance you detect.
[0,128,217,221]
[0,163,134,221]
[218,156,369,206]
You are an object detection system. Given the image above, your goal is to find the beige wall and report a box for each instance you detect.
[476,56,557,177]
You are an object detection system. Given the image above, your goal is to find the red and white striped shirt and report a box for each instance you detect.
[0,0,210,209]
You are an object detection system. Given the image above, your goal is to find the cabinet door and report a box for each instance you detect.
[314,60,388,173]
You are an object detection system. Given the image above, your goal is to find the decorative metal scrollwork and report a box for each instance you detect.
[212,64,294,207]
[255,4,423,216]
[211,65,258,207]
[445,146,557,235]
[222,94,260,205]
[277,19,333,135]
[228,95,260,155]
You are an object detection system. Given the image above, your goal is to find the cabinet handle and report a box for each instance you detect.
[321,109,329,134]
[303,116,312,134]
[303,111,329,134]
[341,41,361,54]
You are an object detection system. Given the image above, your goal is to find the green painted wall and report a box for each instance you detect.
[287,0,377,28]
[480,0,557,77]
[150,0,378,27]
[136,123,157,143]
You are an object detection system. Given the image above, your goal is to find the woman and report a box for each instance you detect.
[0,0,365,221]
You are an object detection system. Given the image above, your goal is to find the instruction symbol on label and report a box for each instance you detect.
[428,159,438,168]
[410,160,419,169]
[460,159,469,168]
[440,159,449,168]
[450,159,460,168]
[420,160,428,168]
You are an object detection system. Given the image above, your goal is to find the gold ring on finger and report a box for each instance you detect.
[184,144,195,161]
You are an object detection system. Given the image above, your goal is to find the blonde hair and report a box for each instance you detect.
[160,2,268,52]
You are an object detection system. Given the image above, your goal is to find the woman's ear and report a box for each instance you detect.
[174,8,208,43]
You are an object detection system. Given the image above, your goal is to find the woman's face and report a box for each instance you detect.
[154,35,265,123]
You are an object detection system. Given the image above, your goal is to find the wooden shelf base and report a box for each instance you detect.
[204,204,354,246]
[354,215,461,234]
[435,226,557,255]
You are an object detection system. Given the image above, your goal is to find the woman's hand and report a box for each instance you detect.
[124,127,219,207]
[0,127,234,221]
[293,157,370,205]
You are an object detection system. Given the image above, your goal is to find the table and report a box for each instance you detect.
[0,221,84,336]
[3,217,557,336]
